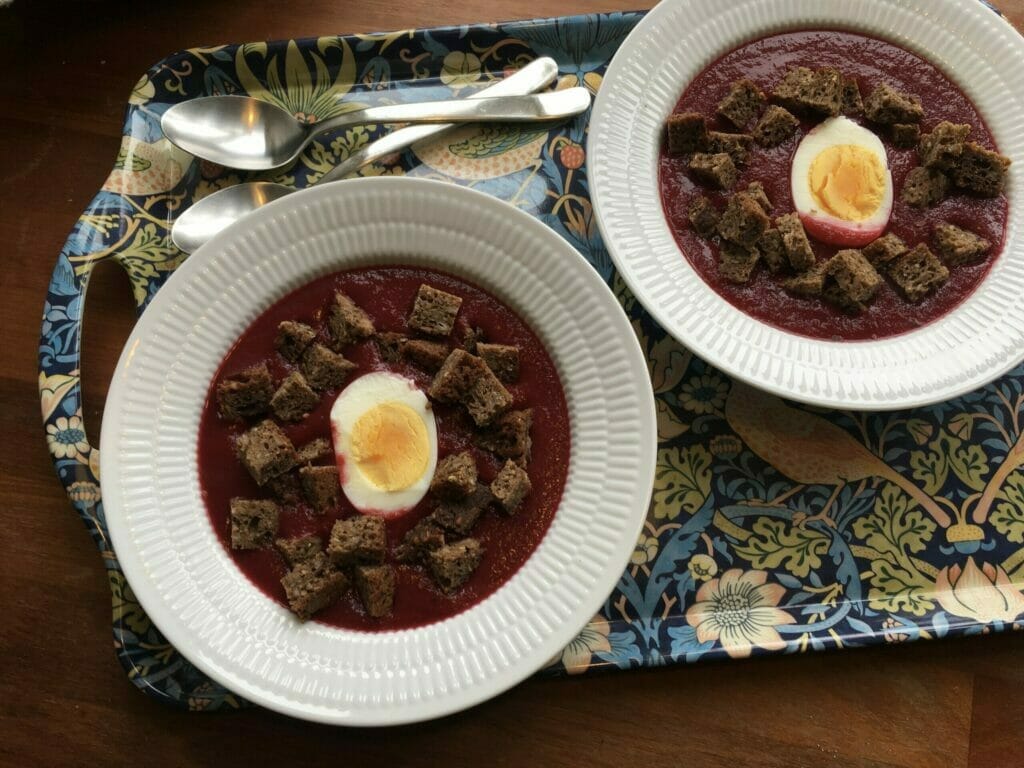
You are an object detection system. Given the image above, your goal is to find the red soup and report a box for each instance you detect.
[659,30,1009,341]
[198,266,571,631]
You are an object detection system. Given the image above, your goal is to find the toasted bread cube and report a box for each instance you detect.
[841,76,863,115]
[300,343,357,392]
[296,437,332,465]
[782,263,826,298]
[270,371,319,422]
[354,565,395,618]
[901,166,949,208]
[281,552,347,621]
[236,419,297,485]
[758,229,787,274]
[717,78,765,129]
[477,343,520,384]
[863,233,909,267]
[401,339,449,373]
[753,105,799,148]
[429,349,512,426]
[477,409,533,461]
[431,451,478,500]
[666,111,708,155]
[775,213,815,272]
[216,363,273,421]
[745,181,772,213]
[328,290,374,349]
[375,331,406,363]
[688,196,720,238]
[889,244,949,302]
[719,242,761,284]
[275,321,316,363]
[919,121,971,170]
[299,465,340,514]
[327,515,387,566]
[431,483,493,536]
[266,471,302,505]
[771,66,815,112]
[717,192,770,249]
[230,498,279,549]
[409,284,463,337]
[772,66,842,116]
[491,460,532,514]
[933,224,991,266]
[704,131,754,166]
[953,142,1011,197]
[822,249,880,313]
[427,539,484,593]
[863,83,923,125]
[461,361,511,425]
[890,123,920,149]
[395,518,446,563]
[275,535,323,567]
[689,152,737,190]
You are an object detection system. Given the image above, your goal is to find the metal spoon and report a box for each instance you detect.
[162,87,590,170]
[170,57,562,254]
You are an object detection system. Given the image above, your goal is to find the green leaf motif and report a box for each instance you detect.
[118,222,184,306]
[948,443,989,491]
[993,471,1024,544]
[652,445,712,520]
[448,125,546,159]
[113,145,152,172]
[909,442,947,495]
[852,483,936,556]
[733,518,830,577]
[865,560,935,616]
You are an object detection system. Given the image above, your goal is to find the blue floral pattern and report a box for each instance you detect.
[39,8,1024,711]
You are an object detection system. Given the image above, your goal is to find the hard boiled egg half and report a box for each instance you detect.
[791,116,893,247]
[330,372,438,517]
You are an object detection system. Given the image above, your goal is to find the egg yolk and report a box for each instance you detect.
[808,145,885,222]
[350,402,429,491]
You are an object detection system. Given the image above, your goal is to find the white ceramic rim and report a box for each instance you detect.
[100,177,656,725]
[589,0,1023,410]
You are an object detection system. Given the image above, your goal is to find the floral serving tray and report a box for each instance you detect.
[40,7,1024,712]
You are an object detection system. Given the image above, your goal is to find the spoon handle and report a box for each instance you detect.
[314,89,590,137]
[321,57,559,184]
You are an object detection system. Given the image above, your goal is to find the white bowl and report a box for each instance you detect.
[99,177,656,725]
[589,0,1023,410]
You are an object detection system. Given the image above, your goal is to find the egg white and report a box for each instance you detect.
[790,116,893,247]
[329,372,438,517]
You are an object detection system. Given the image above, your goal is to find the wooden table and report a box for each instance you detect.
[2,1,1023,765]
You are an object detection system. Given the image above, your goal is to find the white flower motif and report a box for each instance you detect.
[46,415,89,461]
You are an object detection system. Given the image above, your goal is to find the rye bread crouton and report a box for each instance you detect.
[772,66,842,116]
[426,539,484,593]
[841,76,863,115]
[275,534,323,567]
[863,83,923,125]
[275,321,316,363]
[891,123,920,149]
[933,224,991,266]
[477,343,519,384]
[776,213,816,272]
[266,471,302,505]
[229,498,279,549]
[477,409,532,461]
[429,349,512,426]
[401,339,449,373]
[300,343,357,391]
[270,371,319,422]
[354,564,395,618]
[296,437,332,465]
[689,152,737,190]
[704,131,753,166]
[327,290,375,349]
[375,331,406,363]
[952,142,1011,197]
[395,518,446,563]
[461,325,485,354]
[236,419,297,485]
[901,166,949,208]
[716,78,766,129]
[719,242,761,284]
[490,460,532,514]
[299,465,340,514]
[431,483,493,536]
[919,121,971,170]
[281,552,348,621]
[745,181,772,213]
[327,515,387,566]
[688,196,720,238]
[771,66,815,111]
[888,244,949,301]
[409,285,463,337]
[782,263,826,298]
[758,229,787,273]
[753,105,799,148]
[862,233,909,267]
[216,363,273,421]
[717,192,770,249]
[822,249,881,313]
[666,112,708,155]
[430,451,478,500]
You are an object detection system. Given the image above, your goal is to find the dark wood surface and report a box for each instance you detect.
[2,2,1023,766]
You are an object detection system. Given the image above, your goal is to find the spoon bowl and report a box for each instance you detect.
[171,182,293,253]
